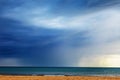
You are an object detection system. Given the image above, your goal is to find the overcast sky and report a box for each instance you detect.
[0,0,120,67]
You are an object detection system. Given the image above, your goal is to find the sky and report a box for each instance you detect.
[0,0,120,67]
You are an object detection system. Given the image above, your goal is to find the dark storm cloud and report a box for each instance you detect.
[0,16,68,66]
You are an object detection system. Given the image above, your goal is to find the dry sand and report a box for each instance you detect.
[0,75,120,80]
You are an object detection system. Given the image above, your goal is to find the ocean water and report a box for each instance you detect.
[0,67,120,76]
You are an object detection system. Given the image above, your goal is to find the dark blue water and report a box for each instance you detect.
[0,67,120,76]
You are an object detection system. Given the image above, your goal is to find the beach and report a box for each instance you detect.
[0,75,120,80]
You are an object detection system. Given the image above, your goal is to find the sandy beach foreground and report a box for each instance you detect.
[0,75,120,80]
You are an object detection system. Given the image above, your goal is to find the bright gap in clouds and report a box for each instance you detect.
[100,55,120,67]
[78,55,120,67]
[77,40,120,67]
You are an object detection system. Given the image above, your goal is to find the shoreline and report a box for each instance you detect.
[0,75,120,80]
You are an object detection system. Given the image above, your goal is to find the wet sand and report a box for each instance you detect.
[0,75,120,80]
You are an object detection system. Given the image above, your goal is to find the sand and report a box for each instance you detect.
[0,75,120,80]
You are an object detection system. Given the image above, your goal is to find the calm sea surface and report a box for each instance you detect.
[0,67,120,76]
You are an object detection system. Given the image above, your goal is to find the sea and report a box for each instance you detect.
[0,67,120,76]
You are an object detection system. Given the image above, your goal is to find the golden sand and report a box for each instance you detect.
[0,75,120,80]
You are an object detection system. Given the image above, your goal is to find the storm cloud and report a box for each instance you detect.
[0,0,120,67]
